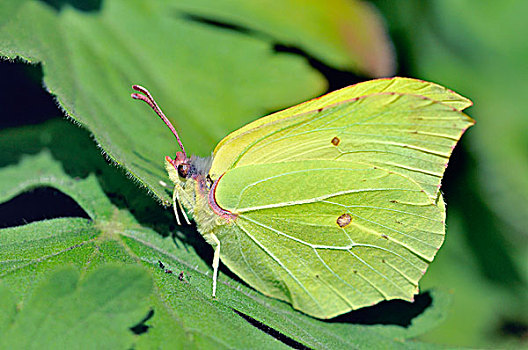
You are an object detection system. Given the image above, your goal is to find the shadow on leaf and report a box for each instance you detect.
[130,309,154,335]
[36,0,102,12]
[0,187,90,228]
[232,309,310,350]
[328,292,432,326]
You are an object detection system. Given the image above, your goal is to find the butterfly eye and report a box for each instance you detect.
[177,163,190,178]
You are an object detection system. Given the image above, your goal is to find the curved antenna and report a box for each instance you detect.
[131,85,187,157]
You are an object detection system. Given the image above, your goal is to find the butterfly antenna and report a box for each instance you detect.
[131,85,187,157]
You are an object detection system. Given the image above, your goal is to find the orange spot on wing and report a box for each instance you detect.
[336,213,352,227]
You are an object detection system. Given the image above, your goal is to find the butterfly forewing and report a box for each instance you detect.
[211,77,472,180]
[212,93,473,202]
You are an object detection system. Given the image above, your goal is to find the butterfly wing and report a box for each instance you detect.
[209,82,473,318]
[214,160,446,318]
[210,77,472,182]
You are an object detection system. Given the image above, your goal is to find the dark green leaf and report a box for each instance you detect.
[0,266,152,349]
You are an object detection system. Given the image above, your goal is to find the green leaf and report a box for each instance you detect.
[0,0,328,204]
[0,266,152,349]
[171,0,395,76]
[0,125,449,348]
[0,283,16,333]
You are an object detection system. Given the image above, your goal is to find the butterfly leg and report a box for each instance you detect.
[172,189,181,225]
[172,189,191,225]
[178,196,191,225]
[210,234,221,298]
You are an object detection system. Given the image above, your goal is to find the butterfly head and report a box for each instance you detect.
[166,151,190,179]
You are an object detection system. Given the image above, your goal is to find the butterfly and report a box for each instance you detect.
[131,77,473,319]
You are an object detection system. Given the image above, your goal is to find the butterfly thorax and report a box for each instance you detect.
[165,153,230,236]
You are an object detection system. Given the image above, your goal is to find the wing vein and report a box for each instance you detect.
[235,220,323,310]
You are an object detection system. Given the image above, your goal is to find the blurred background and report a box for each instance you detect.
[374,1,528,347]
[1,0,527,347]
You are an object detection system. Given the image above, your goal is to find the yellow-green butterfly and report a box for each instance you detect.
[131,77,474,319]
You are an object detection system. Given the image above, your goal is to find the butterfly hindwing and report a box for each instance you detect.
[214,160,444,318]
